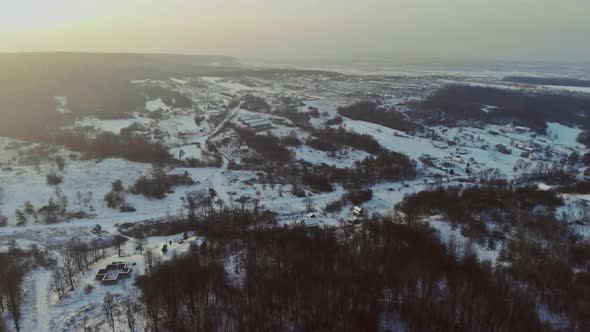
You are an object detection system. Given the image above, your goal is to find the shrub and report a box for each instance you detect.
[324,200,344,213]
[131,167,194,199]
[326,116,343,126]
[104,180,126,209]
[46,172,63,186]
[344,189,373,205]
[338,101,420,132]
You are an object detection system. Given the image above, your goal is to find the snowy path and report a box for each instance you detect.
[33,269,52,332]
[20,268,52,332]
[206,105,240,142]
[211,157,231,207]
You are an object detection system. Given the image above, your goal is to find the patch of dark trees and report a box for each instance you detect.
[517,168,577,186]
[233,138,415,193]
[504,76,590,88]
[274,96,314,130]
[279,133,302,147]
[300,151,416,192]
[121,208,276,239]
[325,189,373,213]
[130,167,195,199]
[557,181,590,195]
[143,85,193,109]
[325,116,344,126]
[396,185,562,225]
[415,85,590,132]
[241,94,271,113]
[234,128,293,163]
[307,127,382,154]
[49,130,172,164]
[577,131,590,148]
[395,184,590,330]
[134,217,552,332]
[338,101,421,132]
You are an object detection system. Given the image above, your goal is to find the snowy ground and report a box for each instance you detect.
[1,70,589,331]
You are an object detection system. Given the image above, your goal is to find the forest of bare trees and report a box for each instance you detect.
[133,215,557,331]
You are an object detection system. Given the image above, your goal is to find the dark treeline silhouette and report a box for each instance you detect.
[504,76,590,88]
[415,85,590,131]
[135,216,549,332]
[143,85,194,109]
[576,131,590,148]
[50,130,172,164]
[308,127,382,154]
[338,101,421,133]
[396,185,562,224]
[0,52,236,145]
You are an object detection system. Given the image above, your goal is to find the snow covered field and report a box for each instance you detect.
[2,69,590,331]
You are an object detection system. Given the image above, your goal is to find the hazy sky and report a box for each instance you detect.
[1,0,589,62]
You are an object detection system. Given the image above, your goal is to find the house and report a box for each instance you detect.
[241,116,264,125]
[95,262,132,285]
[305,212,319,219]
[505,124,530,133]
[352,206,363,216]
[347,216,360,224]
[302,217,324,228]
[433,141,449,149]
[300,212,326,228]
[455,147,469,155]
[247,120,272,130]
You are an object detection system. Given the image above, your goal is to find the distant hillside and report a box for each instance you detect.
[413,84,590,131]
[0,52,241,79]
[504,76,590,88]
[0,52,241,140]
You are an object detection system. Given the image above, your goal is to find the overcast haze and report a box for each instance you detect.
[1,0,589,62]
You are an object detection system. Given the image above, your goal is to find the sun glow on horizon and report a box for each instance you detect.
[0,0,113,32]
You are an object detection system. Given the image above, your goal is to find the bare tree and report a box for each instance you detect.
[60,255,76,291]
[102,293,117,332]
[115,235,125,257]
[5,273,23,332]
[136,233,146,254]
[50,267,68,300]
[122,294,140,332]
[144,249,155,275]
[304,196,314,213]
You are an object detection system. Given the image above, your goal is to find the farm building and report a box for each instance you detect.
[240,116,272,130]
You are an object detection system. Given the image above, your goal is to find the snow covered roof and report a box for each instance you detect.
[305,212,320,219]
[248,121,272,128]
[302,217,324,228]
[241,117,265,124]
